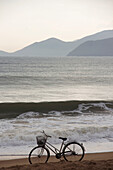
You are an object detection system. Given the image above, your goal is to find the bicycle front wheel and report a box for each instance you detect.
[29,146,50,164]
[63,142,85,162]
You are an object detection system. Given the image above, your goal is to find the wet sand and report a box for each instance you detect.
[0,152,113,170]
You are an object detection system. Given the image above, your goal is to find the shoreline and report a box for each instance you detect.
[0,151,113,169]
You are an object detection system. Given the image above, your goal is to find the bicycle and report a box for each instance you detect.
[28,131,85,164]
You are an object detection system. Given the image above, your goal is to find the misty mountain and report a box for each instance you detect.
[11,38,76,57]
[67,30,113,52]
[0,29,113,57]
[68,37,113,56]
[0,50,10,57]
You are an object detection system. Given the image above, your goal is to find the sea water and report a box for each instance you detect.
[0,56,113,159]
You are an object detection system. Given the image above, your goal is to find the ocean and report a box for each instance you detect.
[0,56,113,159]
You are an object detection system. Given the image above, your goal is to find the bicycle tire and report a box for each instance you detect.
[29,146,50,164]
[63,142,85,162]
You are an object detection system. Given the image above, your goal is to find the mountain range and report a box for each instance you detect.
[68,37,113,56]
[0,29,113,57]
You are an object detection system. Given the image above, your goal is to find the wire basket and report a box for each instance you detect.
[36,135,47,146]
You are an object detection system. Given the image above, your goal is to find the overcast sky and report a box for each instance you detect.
[0,0,113,52]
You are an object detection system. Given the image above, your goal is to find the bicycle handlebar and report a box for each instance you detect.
[42,130,52,138]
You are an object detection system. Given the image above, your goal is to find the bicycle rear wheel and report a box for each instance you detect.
[29,146,50,164]
[63,142,84,162]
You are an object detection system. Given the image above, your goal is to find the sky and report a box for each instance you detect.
[0,0,113,52]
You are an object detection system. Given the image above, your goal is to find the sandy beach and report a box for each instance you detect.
[0,152,113,170]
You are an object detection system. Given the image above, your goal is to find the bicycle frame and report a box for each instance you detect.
[45,140,65,155]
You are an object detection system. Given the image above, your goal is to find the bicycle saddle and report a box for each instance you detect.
[59,137,67,141]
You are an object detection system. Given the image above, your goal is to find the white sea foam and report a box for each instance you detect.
[76,102,113,114]
[17,112,40,119]
[1,110,113,150]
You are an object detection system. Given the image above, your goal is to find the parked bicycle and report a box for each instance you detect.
[29,131,85,164]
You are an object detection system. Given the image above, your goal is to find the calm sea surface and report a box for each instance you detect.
[0,56,113,159]
[0,56,113,102]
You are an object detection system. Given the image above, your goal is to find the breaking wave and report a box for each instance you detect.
[0,100,113,119]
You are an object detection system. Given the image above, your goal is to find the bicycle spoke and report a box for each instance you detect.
[29,146,50,164]
[63,142,84,161]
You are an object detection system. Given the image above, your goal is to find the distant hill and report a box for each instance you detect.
[11,38,77,57]
[0,30,113,57]
[67,30,113,53]
[0,50,10,57]
[68,38,113,56]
